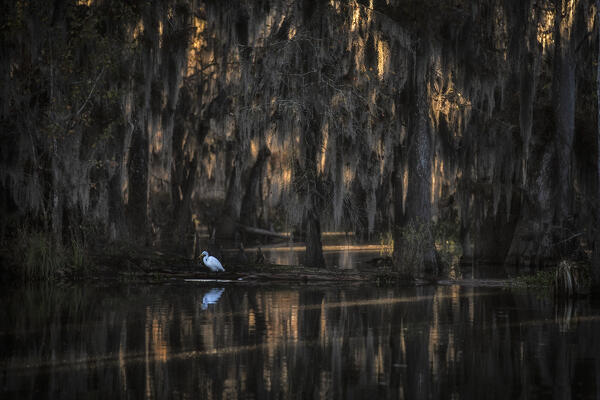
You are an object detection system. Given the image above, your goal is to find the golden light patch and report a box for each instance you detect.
[150,125,163,153]
[318,123,329,174]
[288,26,297,40]
[132,21,144,40]
[350,4,361,32]
[186,16,207,76]
[377,38,390,80]
[282,168,292,186]
[250,139,259,159]
[536,8,555,51]
[248,310,256,333]
[343,165,354,185]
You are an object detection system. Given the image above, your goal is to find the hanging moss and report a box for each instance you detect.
[1,0,598,279]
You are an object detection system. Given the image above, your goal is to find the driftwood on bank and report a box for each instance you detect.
[238,224,290,240]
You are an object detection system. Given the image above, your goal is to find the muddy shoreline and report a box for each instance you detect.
[84,248,515,288]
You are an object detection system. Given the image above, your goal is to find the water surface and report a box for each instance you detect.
[1,282,599,399]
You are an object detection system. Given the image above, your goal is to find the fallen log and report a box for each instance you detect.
[239,224,290,239]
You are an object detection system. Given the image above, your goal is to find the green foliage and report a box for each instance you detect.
[379,231,393,257]
[514,260,591,295]
[433,219,463,277]
[8,228,91,281]
[395,219,431,276]
[514,268,556,288]
[70,237,88,274]
[21,231,65,281]
[394,218,462,278]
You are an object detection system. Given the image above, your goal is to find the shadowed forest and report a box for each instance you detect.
[1,0,600,282]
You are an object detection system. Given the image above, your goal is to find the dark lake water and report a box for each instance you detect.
[1,282,600,399]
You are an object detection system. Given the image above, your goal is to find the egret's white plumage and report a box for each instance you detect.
[202,288,225,310]
[201,251,225,272]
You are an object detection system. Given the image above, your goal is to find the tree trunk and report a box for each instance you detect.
[171,154,198,248]
[392,144,404,266]
[394,49,437,278]
[50,138,63,245]
[107,124,130,242]
[216,139,244,239]
[167,88,207,250]
[552,0,576,248]
[519,51,536,185]
[240,146,271,228]
[505,146,555,267]
[593,0,600,286]
[350,171,368,241]
[305,208,325,268]
[302,109,325,269]
[295,8,326,268]
[472,193,520,264]
[506,0,578,266]
[127,123,149,245]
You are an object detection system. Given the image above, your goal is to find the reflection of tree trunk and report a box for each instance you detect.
[240,146,271,228]
[403,288,433,398]
[552,334,572,400]
[394,50,437,278]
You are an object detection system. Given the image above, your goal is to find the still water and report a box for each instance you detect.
[1,282,600,399]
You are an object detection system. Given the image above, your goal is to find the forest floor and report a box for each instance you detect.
[92,247,389,284]
[0,238,514,288]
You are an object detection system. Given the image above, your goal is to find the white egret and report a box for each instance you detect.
[202,288,225,310]
[201,251,225,272]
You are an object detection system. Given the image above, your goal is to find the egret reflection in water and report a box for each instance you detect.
[202,288,225,310]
